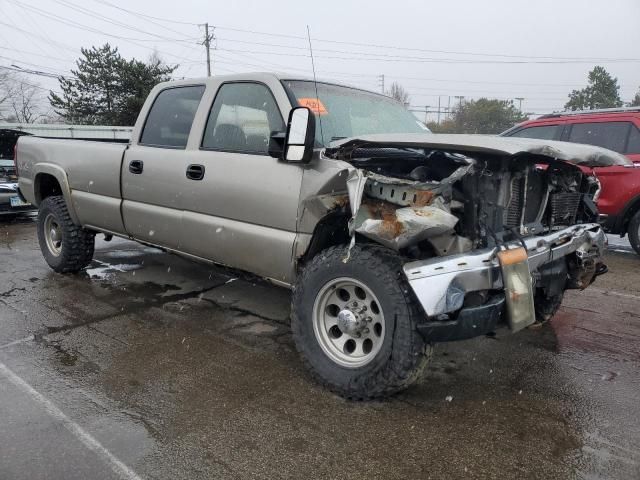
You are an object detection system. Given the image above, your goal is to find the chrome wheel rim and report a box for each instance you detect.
[44,213,62,257]
[312,277,385,368]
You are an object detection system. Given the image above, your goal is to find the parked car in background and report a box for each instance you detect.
[0,129,34,216]
[501,107,640,254]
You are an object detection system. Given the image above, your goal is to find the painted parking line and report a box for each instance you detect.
[0,336,33,350]
[0,361,144,480]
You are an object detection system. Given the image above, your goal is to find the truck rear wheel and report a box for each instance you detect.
[291,244,431,400]
[628,210,640,255]
[37,196,95,273]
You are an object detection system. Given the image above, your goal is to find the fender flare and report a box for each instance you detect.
[33,163,80,225]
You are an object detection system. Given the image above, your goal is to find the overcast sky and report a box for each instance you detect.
[1,0,639,121]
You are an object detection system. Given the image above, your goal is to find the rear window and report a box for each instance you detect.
[627,125,640,154]
[140,85,205,148]
[567,122,630,153]
[509,125,561,140]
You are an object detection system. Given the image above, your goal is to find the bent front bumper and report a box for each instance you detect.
[403,223,606,333]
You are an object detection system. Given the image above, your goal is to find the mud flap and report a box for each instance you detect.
[497,247,536,332]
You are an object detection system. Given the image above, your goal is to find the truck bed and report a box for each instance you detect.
[18,136,128,232]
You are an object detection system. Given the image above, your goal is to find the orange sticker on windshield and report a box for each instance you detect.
[298,98,328,115]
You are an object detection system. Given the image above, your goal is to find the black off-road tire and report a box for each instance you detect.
[37,195,95,273]
[628,210,640,255]
[291,244,431,400]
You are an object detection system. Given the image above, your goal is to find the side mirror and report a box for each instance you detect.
[283,107,315,163]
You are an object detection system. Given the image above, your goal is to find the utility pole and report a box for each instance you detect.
[378,74,385,94]
[454,96,464,108]
[447,96,451,119]
[202,23,214,77]
[437,96,441,125]
[424,106,429,124]
[515,97,524,111]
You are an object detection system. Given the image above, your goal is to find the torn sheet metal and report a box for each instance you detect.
[344,161,474,252]
[354,196,462,250]
[346,168,366,217]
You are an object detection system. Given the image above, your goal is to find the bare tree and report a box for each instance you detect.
[0,70,13,119]
[386,81,410,105]
[10,80,43,123]
[0,73,45,123]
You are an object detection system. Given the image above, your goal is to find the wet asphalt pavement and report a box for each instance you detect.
[1,215,639,480]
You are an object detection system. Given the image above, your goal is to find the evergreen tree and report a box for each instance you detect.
[565,66,623,111]
[50,44,176,125]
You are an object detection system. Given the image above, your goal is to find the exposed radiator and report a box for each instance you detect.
[550,192,581,227]
[505,177,524,228]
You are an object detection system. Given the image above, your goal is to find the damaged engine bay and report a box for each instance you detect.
[324,144,600,260]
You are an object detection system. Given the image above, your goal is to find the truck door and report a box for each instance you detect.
[121,84,206,249]
[179,81,303,284]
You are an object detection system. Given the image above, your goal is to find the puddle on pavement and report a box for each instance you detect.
[86,262,143,280]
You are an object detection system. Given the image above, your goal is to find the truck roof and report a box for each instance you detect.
[155,72,370,93]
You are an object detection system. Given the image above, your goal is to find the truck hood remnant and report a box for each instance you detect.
[327,133,631,167]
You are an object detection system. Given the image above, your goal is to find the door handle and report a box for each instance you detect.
[186,164,205,180]
[129,160,144,174]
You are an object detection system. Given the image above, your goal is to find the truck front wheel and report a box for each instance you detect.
[291,244,431,400]
[37,196,95,273]
[628,210,640,255]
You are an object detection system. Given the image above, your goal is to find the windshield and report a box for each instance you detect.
[282,80,427,147]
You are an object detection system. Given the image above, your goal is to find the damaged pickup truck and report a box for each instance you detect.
[15,73,621,399]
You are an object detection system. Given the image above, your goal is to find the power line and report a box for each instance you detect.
[214,47,640,65]
[8,0,196,44]
[0,65,64,95]
[215,36,640,66]
[213,25,640,63]
[0,46,74,64]
[0,56,73,77]
[2,3,201,66]
[0,19,79,54]
[1,1,64,61]
[51,0,200,44]
[91,0,199,26]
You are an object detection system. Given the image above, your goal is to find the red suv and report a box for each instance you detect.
[502,107,640,254]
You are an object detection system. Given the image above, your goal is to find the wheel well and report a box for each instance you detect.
[298,212,351,266]
[621,195,640,233]
[35,173,62,204]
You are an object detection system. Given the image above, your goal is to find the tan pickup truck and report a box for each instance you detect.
[16,73,620,399]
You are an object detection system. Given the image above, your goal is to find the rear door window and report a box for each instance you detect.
[626,125,640,154]
[567,122,630,153]
[508,125,561,140]
[140,85,206,148]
